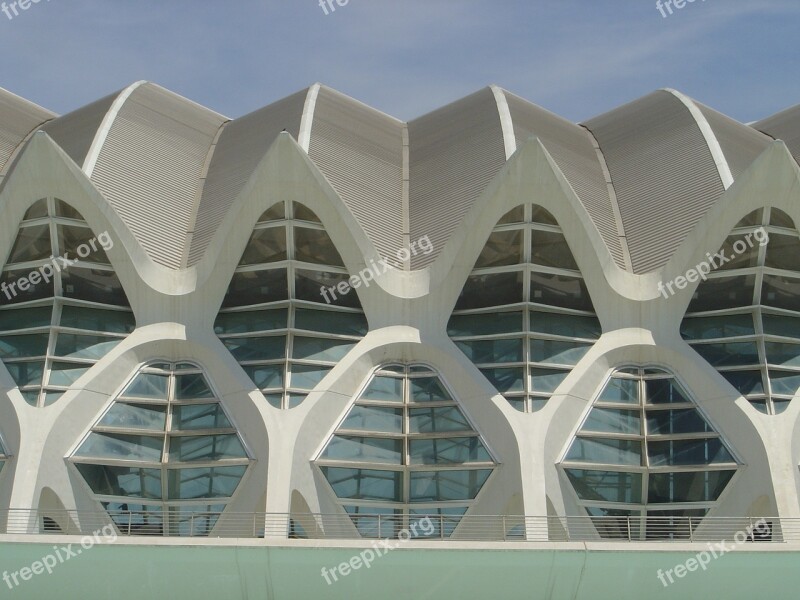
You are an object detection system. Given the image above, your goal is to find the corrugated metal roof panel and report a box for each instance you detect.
[0,88,54,177]
[188,88,308,266]
[308,86,405,266]
[696,102,772,179]
[408,88,507,270]
[754,104,800,164]
[41,90,119,169]
[584,91,726,274]
[504,90,625,269]
[89,83,227,270]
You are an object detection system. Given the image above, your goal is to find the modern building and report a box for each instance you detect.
[0,82,798,598]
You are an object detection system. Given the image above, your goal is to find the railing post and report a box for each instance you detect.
[440,514,444,540]
[502,516,507,541]
[626,516,631,541]
[688,517,693,542]
[376,514,381,539]
[127,511,132,536]
[189,514,195,537]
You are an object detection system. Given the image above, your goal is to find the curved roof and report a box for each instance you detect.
[0,82,786,274]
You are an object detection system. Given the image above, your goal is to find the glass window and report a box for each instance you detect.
[455,338,523,364]
[447,311,522,337]
[647,439,733,466]
[238,227,287,265]
[530,230,578,270]
[214,309,287,335]
[687,275,756,312]
[169,434,247,462]
[474,229,523,268]
[530,339,591,365]
[222,336,286,362]
[294,227,344,266]
[582,408,640,435]
[566,437,643,466]
[565,469,642,504]
[294,309,367,336]
[172,404,232,430]
[61,268,129,306]
[341,406,403,433]
[361,376,403,402]
[75,432,163,461]
[409,407,471,433]
[222,269,288,308]
[530,272,593,311]
[409,470,492,502]
[7,224,51,264]
[323,436,403,464]
[99,403,167,431]
[321,467,402,502]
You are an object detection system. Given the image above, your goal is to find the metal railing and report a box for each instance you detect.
[0,509,790,543]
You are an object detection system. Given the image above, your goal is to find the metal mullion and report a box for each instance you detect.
[522,219,532,412]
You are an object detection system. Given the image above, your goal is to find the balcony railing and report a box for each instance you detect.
[0,509,789,543]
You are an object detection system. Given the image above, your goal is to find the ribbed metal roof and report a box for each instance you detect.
[0,88,54,180]
[584,91,727,274]
[503,90,627,269]
[87,83,227,269]
[307,86,405,267]
[408,88,507,270]
[754,104,800,164]
[40,90,120,169]
[696,102,772,179]
[0,82,791,275]
[188,87,308,267]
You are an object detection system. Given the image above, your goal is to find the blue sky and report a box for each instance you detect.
[1,0,798,123]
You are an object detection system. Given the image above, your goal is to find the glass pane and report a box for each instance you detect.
[455,338,523,364]
[0,334,49,358]
[321,467,402,501]
[293,203,321,223]
[122,373,169,400]
[530,206,558,225]
[530,368,568,393]
[61,268,129,306]
[361,375,403,402]
[222,335,286,362]
[222,269,288,308]
[99,403,167,431]
[214,309,287,334]
[645,379,692,405]
[647,438,733,466]
[172,404,231,430]
[762,314,800,338]
[455,271,523,310]
[582,408,640,435]
[54,200,83,220]
[566,437,643,466]
[294,227,344,267]
[480,367,524,393]
[680,314,755,340]
[687,275,756,312]
[762,275,800,311]
[53,333,119,360]
[564,469,642,503]
[531,339,591,365]
[57,225,110,264]
[292,336,355,362]
[341,406,403,433]
[409,437,490,464]
[322,436,402,464]
[529,311,601,339]
[410,377,451,402]
[648,470,736,503]
[0,306,52,331]
[692,342,760,367]
[242,364,284,390]
[769,370,800,396]
[4,361,44,386]
[75,432,163,461]
[529,273,593,311]
[764,342,800,367]
[289,364,330,389]
[497,206,524,225]
[75,464,161,498]
[0,269,54,304]
[447,312,522,337]
[714,235,759,271]
[769,208,794,228]
[7,224,51,264]
[60,305,135,334]
[295,308,367,336]
[721,370,765,395]
[474,229,523,268]
[409,407,471,433]
[258,203,285,223]
[22,199,48,221]
[734,209,762,228]
[168,434,246,461]
[599,377,639,404]
[531,230,578,270]
[47,361,89,386]
[238,227,287,265]
[295,270,361,309]
[646,409,712,435]
[764,233,800,271]
[409,469,492,502]
[167,466,247,500]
